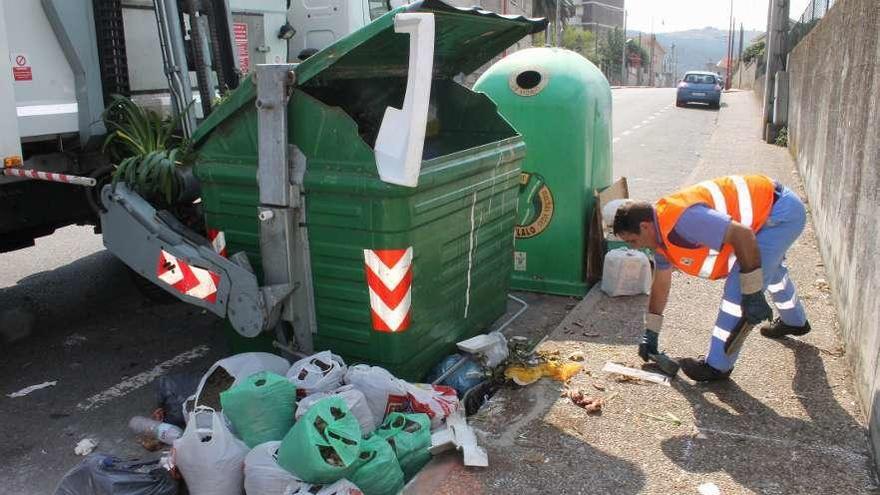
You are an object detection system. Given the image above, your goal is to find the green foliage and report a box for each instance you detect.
[102,95,192,204]
[532,0,576,44]
[561,26,596,60]
[775,126,788,147]
[742,40,765,64]
[599,27,625,75]
[626,39,649,67]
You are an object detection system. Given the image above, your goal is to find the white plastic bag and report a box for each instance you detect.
[601,248,652,297]
[405,383,460,429]
[343,365,408,422]
[185,352,291,419]
[244,441,304,495]
[286,351,347,398]
[457,331,508,367]
[173,406,249,495]
[285,479,362,495]
[295,385,378,434]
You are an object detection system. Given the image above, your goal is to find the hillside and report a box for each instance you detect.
[627,27,763,79]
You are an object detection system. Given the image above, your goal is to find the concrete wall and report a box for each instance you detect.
[786,0,880,468]
[732,61,757,90]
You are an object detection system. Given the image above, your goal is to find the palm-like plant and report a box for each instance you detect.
[532,0,576,44]
[103,95,192,204]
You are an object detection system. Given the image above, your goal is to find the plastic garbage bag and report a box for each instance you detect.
[173,407,249,495]
[296,385,377,434]
[601,248,652,296]
[343,365,407,421]
[426,354,485,396]
[186,352,291,419]
[456,332,509,368]
[285,479,362,495]
[244,441,305,495]
[54,454,177,495]
[349,435,404,495]
[404,383,459,429]
[375,413,431,481]
[287,351,347,399]
[220,371,297,447]
[154,372,200,427]
[277,396,362,484]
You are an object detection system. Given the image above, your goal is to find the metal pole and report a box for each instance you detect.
[738,22,744,88]
[621,10,627,86]
[555,0,561,46]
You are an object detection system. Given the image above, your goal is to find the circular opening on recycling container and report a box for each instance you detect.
[509,68,549,97]
[516,70,542,89]
[254,379,266,386]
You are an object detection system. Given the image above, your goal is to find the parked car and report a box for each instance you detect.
[676,71,722,109]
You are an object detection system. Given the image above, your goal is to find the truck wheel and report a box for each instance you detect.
[85,165,115,218]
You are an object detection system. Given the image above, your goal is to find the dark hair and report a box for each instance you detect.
[613,200,655,236]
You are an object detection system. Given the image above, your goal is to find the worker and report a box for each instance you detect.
[612,175,811,381]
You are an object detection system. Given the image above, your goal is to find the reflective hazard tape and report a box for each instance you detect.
[156,250,220,304]
[731,175,754,228]
[3,168,97,187]
[364,247,413,332]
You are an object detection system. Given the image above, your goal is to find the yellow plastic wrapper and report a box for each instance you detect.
[505,365,544,386]
[505,361,583,385]
[543,361,583,381]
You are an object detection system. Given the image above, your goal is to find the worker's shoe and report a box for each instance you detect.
[679,357,731,382]
[760,317,811,339]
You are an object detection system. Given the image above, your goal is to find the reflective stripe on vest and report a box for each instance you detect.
[655,175,775,280]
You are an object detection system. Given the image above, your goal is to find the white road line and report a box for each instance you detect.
[641,119,650,124]
[76,345,211,411]
[632,125,642,130]
[622,130,632,136]
[613,137,621,143]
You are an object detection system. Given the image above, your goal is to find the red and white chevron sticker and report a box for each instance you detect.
[156,250,221,304]
[364,247,413,332]
[207,228,227,257]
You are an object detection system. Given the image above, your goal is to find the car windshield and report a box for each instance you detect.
[684,74,717,84]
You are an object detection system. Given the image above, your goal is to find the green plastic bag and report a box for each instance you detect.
[277,396,362,484]
[375,413,431,482]
[350,434,404,495]
[219,371,297,448]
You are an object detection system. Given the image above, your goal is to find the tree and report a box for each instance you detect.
[598,27,625,79]
[626,39,649,67]
[532,0,576,45]
[561,26,597,61]
[741,39,766,64]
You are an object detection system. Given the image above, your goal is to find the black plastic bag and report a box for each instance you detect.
[54,454,178,495]
[155,372,200,427]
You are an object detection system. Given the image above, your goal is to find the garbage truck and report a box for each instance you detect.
[0,0,398,253]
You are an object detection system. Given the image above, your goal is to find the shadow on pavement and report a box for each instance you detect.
[661,337,874,493]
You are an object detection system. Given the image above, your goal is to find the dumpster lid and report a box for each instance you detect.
[192,1,546,144]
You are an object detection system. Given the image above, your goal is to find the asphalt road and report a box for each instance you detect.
[0,87,723,493]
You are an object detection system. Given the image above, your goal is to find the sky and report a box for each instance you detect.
[623,0,812,33]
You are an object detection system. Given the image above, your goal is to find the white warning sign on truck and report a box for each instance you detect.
[11,52,32,81]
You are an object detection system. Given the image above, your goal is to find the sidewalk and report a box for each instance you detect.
[408,92,878,494]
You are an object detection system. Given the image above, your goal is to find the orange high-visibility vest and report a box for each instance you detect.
[655,175,776,279]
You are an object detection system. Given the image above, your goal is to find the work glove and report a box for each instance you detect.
[638,313,663,361]
[740,268,773,324]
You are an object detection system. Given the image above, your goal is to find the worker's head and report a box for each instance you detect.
[612,200,659,250]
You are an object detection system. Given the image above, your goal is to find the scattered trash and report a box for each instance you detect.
[296,385,378,434]
[63,333,88,348]
[639,411,683,426]
[457,332,508,367]
[129,416,183,445]
[582,332,600,337]
[698,481,722,495]
[343,365,408,420]
[173,406,249,495]
[814,278,830,292]
[221,371,297,448]
[602,362,671,386]
[591,383,606,391]
[375,413,432,481]
[155,372,200,427]
[572,321,584,328]
[7,380,57,398]
[288,479,362,495]
[429,410,488,467]
[566,390,604,413]
[505,361,583,385]
[244,441,303,495]
[404,383,460,429]
[53,454,178,495]
[426,354,486,396]
[74,438,98,456]
[349,434,404,495]
[568,351,585,362]
[277,396,362,485]
[287,352,347,399]
[818,346,845,358]
[187,353,291,416]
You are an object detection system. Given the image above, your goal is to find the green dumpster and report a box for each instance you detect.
[474,47,613,297]
[189,2,546,380]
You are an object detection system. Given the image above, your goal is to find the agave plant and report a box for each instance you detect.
[102,95,192,204]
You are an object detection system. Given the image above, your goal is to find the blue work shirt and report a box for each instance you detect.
[653,204,732,270]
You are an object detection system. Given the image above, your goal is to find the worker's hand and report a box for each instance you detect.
[638,330,660,361]
[740,268,772,324]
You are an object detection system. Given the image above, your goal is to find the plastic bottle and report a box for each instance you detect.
[128,416,183,444]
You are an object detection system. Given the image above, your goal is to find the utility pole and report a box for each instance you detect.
[555,0,561,46]
[725,0,733,90]
[670,43,676,84]
[637,32,642,86]
[762,0,789,141]
[738,22,744,87]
